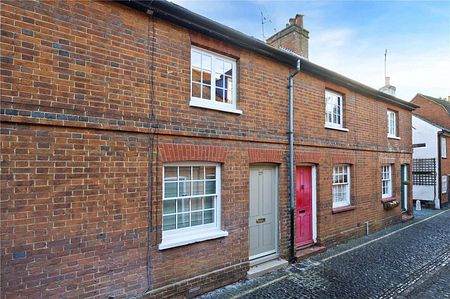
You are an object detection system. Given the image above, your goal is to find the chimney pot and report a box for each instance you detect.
[295,14,303,28]
[385,76,390,86]
[289,18,295,26]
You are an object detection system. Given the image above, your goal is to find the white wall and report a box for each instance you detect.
[412,116,440,207]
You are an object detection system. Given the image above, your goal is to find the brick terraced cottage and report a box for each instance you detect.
[411,94,450,208]
[0,0,417,298]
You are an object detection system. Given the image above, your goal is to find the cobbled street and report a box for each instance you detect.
[201,208,450,299]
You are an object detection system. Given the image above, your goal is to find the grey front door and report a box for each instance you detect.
[249,165,277,259]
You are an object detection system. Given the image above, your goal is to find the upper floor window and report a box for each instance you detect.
[325,90,344,129]
[387,110,398,138]
[382,165,392,198]
[190,47,240,114]
[332,165,351,208]
[441,137,447,158]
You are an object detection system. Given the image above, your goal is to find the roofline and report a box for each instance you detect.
[415,93,450,116]
[413,114,450,132]
[116,0,418,111]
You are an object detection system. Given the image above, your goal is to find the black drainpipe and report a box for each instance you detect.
[288,59,301,263]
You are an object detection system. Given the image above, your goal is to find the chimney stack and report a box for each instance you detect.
[267,14,309,59]
[379,76,396,96]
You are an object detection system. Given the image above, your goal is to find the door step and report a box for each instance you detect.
[295,245,326,262]
[247,258,288,279]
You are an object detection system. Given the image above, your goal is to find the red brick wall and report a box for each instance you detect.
[411,94,450,129]
[0,0,413,298]
[440,134,450,205]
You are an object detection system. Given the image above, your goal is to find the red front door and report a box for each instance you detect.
[296,166,313,247]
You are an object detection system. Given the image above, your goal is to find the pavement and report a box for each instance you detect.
[200,207,450,299]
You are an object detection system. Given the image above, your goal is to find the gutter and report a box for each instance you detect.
[288,59,301,263]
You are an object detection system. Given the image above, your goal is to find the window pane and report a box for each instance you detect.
[179,167,191,181]
[204,210,214,224]
[224,87,232,104]
[205,180,216,195]
[202,71,211,85]
[224,62,232,75]
[215,58,224,74]
[177,213,190,228]
[192,68,201,83]
[178,180,191,197]
[164,167,177,181]
[191,211,202,226]
[193,181,204,195]
[204,196,214,209]
[192,82,201,98]
[191,197,202,211]
[164,182,177,198]
[216,87,224,102]
[202,85,211,100]
[215,73,224,89]
[163,215,176,231]
[177,198,190,213]
[205,167,216,179]
[225,75,232,90]
[191,51,201,68]
[202,54,211,71]
[192,166,204,180]
[163,199,176,214]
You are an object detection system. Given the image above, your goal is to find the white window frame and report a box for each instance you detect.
[382,165,393,198]
[441,137,447,158]
[387,110,398,138]
[332,165,351,208]
[442,175,447,194]
[190,47,241,114]
[325,90,344,129]
[159,162,228,250]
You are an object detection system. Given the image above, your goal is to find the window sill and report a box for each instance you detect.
[189,99,242,115]
[387,135,400,140]
[381,197,396,203]
[332,205,356,214]
[159,229,228,250]
[324,125,349,132]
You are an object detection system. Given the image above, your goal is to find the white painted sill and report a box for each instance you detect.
[324,125,349,132]
[159,229,228,250]
[388,135,401,140]
[189,99,243,115]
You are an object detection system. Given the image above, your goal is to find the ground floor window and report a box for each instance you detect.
[382,165,392,198]
[163,163,220,231]
[332,165,351,208]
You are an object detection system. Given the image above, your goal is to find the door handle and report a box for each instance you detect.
[298,210,306,214]
[256,218,266,224]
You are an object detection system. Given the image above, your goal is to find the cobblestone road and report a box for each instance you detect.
[201,208,450,299]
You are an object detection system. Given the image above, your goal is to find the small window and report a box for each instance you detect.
[325,90,344,128]
[332,165,351,208]
[441,137,447,158]
[190,47,240,114]
[387,110,398,138]
[382,165,393,198]
[442,175,447,194]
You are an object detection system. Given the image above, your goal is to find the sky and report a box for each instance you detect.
[172,0,450,101]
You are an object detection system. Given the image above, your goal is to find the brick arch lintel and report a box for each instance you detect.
[248,148,284,164]
[159,143,227,163]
